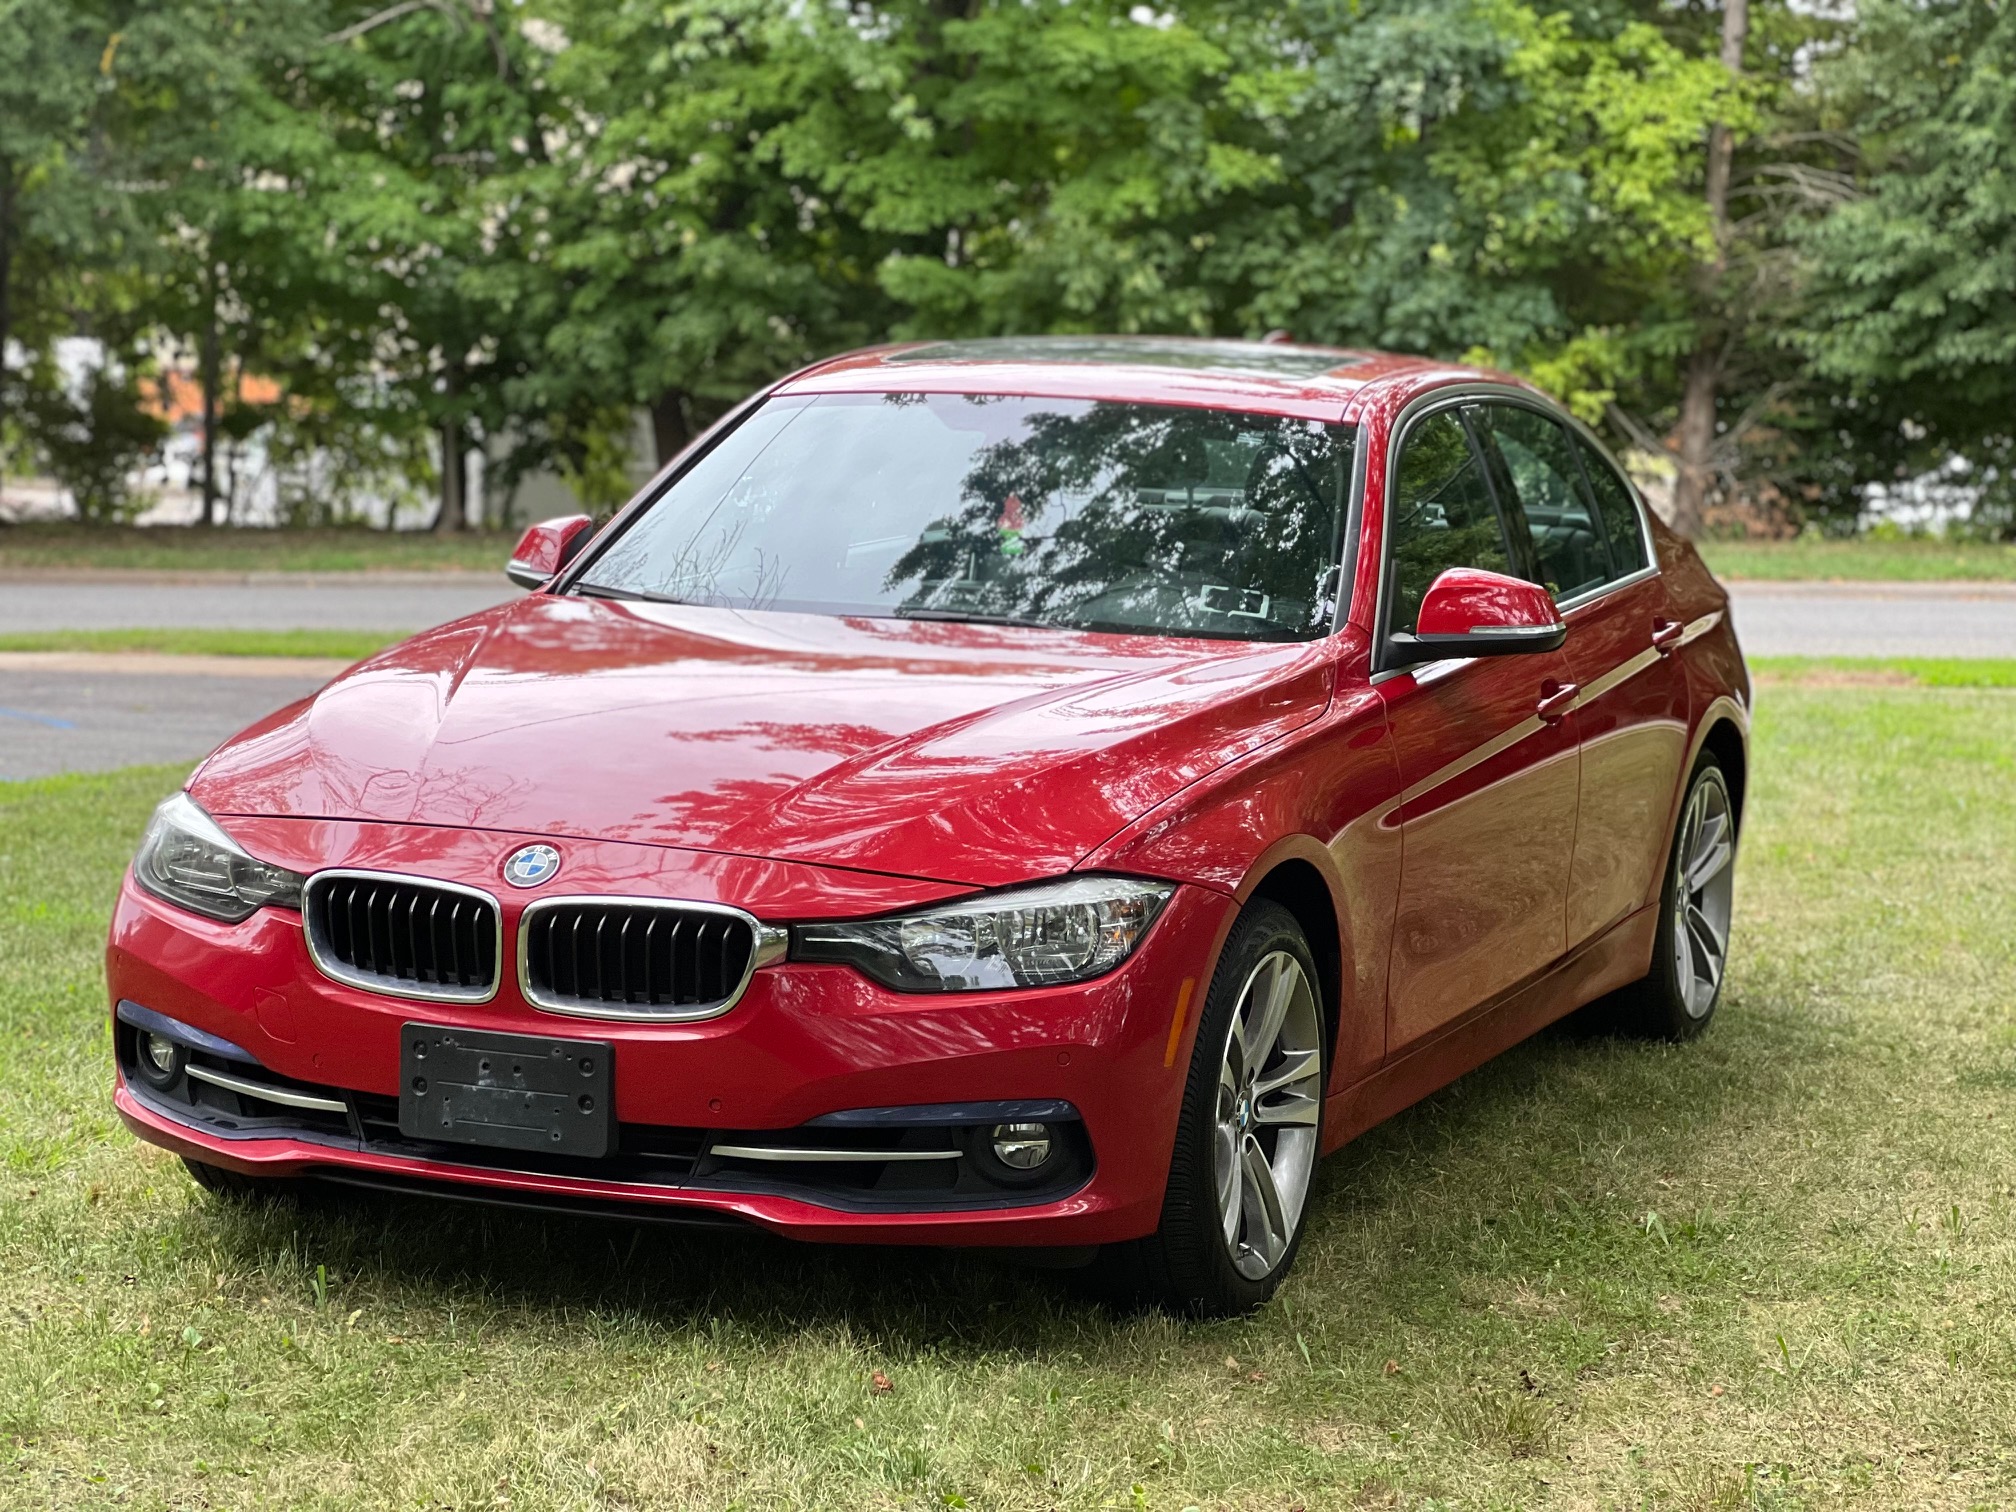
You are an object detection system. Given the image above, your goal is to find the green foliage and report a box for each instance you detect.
[0,0,2005,537]
[1797,0,2016,535]
[17,351,167,523]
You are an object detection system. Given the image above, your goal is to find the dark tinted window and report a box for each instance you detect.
[576,393,1354,641]
[1385,411,1511,635]
[1479,405,1610,601]
[1575,436,1650,575]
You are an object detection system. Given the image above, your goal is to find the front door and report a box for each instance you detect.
[1373,406,1581,1053]
[1471,402,1691,947]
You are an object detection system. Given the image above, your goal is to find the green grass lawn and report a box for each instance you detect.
[0,524,518,575]
[7,684,2016,1509]
[1697,537,2016,582]
[0,629,401,661]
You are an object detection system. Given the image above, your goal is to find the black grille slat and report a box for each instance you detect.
[307,875,498,999]
[526,903,756,1014]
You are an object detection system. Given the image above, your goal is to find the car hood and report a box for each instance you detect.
[191,594,1333,887]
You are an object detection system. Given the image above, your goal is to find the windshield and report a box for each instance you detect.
[573,392,1356,641]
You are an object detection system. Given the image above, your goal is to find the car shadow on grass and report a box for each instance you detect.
[179,980,1811,1351]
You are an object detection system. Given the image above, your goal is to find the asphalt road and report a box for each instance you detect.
[1,577,2010,780]
[1724,580,2016,659]
[0,573,518,634]
[0,654,339,781]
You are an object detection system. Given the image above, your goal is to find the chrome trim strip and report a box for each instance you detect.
[302,869,503,1005]
[708,1144,963,1164]
[1554,562,1660,613]
[1398,713,1551,808]
[516,894,788,1023]
[1569,646,1662,711]
[185,1063,349,1114]
[1409,658,1467,688]
[1679,609,1724,645]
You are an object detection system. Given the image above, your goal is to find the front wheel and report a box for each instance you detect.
[1609,753,1739,1040]
[1092,900,1327,1316]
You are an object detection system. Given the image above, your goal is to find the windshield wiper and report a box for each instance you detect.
[571,582,686,605]
[893,607,1051,629]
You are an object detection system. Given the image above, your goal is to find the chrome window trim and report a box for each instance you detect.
[302,869,503,1006]
[1369,382,1663,680]
[516,894,789,1023]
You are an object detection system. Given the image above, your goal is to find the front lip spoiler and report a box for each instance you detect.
[308,1168,754,1231]
[115,1081,1105,1237]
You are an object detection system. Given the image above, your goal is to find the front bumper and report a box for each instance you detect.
[106,826,1234,1247]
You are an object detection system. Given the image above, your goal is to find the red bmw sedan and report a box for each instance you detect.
[108,337,1748,1315]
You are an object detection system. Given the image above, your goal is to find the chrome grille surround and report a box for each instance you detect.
[302,869,503,1005]
[517,895,788,1022]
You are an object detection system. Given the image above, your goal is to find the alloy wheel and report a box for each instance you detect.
[1672,769,1736,1019]
[1213,950,1323,1280]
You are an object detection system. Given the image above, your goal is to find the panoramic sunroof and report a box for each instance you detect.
[886,336,1363,381]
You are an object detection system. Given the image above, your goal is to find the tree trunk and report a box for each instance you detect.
[199,282,221,528]
[432,364,466,532]
[434,417,465,531]
[650,389,694,470]
[0,165,14,464]
[1669,0,1749,540]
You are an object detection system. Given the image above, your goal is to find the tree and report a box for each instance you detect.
[0,1,113,467]
[1798,0,2016,535]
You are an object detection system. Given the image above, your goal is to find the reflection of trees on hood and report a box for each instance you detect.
[882,403,1349,628]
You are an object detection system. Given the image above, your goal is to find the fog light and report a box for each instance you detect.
[135,1030,185,1090]
[990,1122,1053,1170]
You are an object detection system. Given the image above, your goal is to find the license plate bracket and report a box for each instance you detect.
[399,1024,615,1158]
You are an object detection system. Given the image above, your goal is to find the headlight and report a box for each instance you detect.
[791,876,1174,992]
[133,792,304,923]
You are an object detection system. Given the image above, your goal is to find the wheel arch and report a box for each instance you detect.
[1697,712,1748,829]
[1232,840,1348,1083]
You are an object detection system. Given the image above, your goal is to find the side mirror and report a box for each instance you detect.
[506,515,596,590]
[1384,567,1565,670]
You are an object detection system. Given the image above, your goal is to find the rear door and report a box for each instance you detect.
[1472,401,1690,947]
[1372,403,1581,1053]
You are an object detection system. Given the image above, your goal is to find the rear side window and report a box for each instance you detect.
[1385,410,1512,635]
[1574,436,1650,576]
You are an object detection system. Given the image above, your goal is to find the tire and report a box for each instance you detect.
[1606,752,1739,1040]
[1090,900,1327,1316]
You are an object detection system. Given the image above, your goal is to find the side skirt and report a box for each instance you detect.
[1320,903,1659,1155]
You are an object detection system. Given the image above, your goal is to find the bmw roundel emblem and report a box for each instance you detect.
[503,843,562,889]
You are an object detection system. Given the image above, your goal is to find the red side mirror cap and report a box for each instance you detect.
[506,515,596,590]
[1386,567,1566,670]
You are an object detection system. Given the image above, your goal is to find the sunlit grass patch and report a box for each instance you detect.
[1753,655,2016,689]
[0,629,401,660]
[1699,536,2016,582]
[0,523,516,575]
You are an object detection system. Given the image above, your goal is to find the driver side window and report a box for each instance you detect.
[1385,410,1514,635]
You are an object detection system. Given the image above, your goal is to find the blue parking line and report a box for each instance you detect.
[0,707,76,730]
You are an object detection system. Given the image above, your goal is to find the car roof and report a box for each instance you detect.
[779,335,1527,424]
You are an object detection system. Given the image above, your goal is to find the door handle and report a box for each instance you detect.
[1536,681,1580,723]
[1651,619,1685,656]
